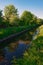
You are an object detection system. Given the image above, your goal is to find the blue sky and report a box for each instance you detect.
[0,0,43,19]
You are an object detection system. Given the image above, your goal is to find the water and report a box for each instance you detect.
[0,42,30,65]
[4,43,29,59]
[0,30,39,65]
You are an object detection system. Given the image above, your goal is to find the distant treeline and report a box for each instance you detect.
[0,5,43,28]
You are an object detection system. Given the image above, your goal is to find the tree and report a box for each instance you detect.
[4,5,18,18]
[4,5,19,26]
[9,15,20,26]
[20,11,35,26]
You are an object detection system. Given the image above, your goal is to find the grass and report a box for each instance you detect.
[0,26,29,39]
[39,25,43,36]
[11,25,43,65]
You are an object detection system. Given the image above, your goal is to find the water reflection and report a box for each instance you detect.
[4,41,30,59]
[0,30,39,65]
[0,41,30,65]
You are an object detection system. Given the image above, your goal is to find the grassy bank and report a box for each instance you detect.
[0,26,29,39]
[11,25,43,65]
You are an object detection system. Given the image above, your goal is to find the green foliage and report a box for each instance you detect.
[4,5,19,26]
[11,25,43,65]
[0,5,43,27]
[0,26,29,39]
[20,10,37,26]
[38,25,43,36]
[4,5,18,18]
[9,15,20,26]
[0,4,43,65]
[11,36,43,65]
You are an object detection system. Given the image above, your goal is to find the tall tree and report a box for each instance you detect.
[20,11,34,26]
[4,5,19,26]
[4,5,18,18]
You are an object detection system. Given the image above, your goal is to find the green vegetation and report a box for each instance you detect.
[11,26,43,65]
[0,26,29,39]
[38,25,43,36]
[0,4,43,65]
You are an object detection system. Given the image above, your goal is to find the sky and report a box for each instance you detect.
[0,0,43,19]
